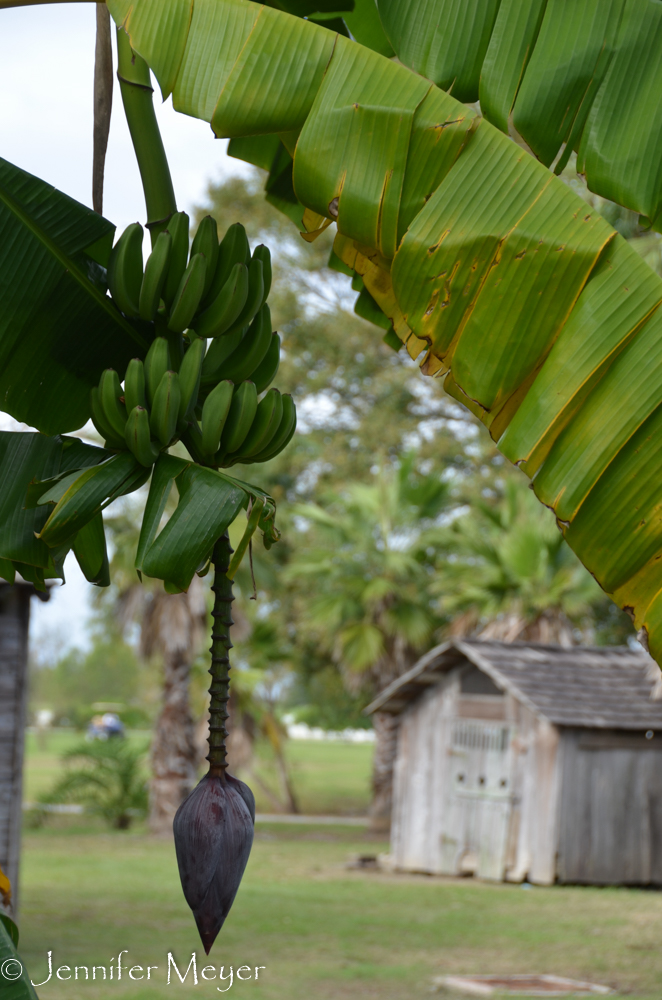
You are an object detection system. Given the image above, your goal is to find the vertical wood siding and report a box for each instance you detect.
[0,586,31,915]
[557,729,662,885]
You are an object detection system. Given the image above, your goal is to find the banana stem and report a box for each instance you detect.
[93,4,113,214]
[116,27,177,242]
[207,532,234,776]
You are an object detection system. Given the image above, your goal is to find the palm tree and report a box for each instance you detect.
[102,507,207,834]
[439,479,605,646]
[38,739,148,830]
[286,455,451,829]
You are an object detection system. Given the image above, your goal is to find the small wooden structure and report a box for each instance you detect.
[0,583,46,915]
[367,639,662,886]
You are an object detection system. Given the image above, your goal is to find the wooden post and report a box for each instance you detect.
[0,583,43,917]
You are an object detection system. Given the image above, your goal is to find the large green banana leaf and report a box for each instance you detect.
[104,0,662,661]
[0,157,148,434]
[377,0,662,229]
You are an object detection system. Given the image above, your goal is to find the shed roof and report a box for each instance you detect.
[365,639,662,730]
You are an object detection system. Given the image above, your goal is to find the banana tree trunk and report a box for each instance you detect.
[149,648,198,834]
[369,711,400,834]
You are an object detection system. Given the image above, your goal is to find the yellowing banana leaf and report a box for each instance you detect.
[109,0,662,660]
[0,157,148,434]
[373,0,662,228]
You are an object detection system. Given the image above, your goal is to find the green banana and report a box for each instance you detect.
[230,388,283,462]
[107,223,144,318]
[90,387,125,449]
[200,379,234,459]
[200,327,245,387]
[217,304,272,384]
[144,337,170,406]
[162,211,190,308]
[193,261,249,339]
[150,370,181,447]
[167,252,207,333]
[223,256,264,337]
[252,332,281,394]
[191,215,219,297]
[182,420,205,465]
[219,380,258,456]
[204,222,251,305]
[246,394,297,464]
[251,244,272,304]
[178,337,206,425]
[139,231,172,321]
[99,369,128,439]
[125,405,160,467]
[124,358,147,412]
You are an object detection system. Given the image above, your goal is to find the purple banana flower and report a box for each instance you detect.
[173,771,255,953]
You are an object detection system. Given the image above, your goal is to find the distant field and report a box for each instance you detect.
[22,731,373,816]
[17,823,662,1000]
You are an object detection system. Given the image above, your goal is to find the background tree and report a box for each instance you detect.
[438,478,615,646]
[102,504,207,834]
[284,456,451,829]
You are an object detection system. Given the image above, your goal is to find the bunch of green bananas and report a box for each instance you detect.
[95,215,296,470]
[107,212,270,339]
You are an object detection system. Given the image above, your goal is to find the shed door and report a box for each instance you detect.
[440,719,514,880]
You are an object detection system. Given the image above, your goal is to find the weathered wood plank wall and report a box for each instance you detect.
[557,728,662,885]
[0,585,32,915]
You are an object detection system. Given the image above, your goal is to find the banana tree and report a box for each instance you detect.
[3,0,662,973]
[70,0,662,667]
[0,1,298,962]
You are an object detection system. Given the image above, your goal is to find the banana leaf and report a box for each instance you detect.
[106,0,662,660]
[376,0,662,228]
[0,915,38,1000]
[37,451,148,548]
[136,454,278,592]
[0,157,148,434]
[0,432,110,589]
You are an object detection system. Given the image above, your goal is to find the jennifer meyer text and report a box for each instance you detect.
[22,951,265,991]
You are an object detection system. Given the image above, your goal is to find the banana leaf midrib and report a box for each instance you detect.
[0,180,148,350]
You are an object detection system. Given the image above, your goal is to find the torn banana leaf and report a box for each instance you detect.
[109,0,662,659]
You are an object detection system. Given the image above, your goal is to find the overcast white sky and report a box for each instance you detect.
[0,3,251,654]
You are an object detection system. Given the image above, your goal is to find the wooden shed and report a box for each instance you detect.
[367,639,662,886]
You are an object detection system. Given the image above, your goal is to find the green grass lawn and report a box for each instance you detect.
[16,822,662,1000]
[18,733,662,999]
[22,731,374,816]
